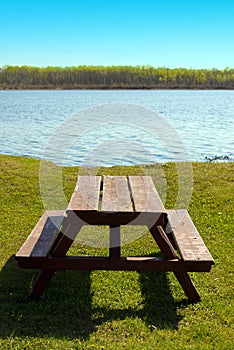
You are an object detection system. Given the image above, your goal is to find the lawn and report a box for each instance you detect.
[0,154,233,349]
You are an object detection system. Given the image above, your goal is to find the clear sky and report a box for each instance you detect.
[0,0,234,69]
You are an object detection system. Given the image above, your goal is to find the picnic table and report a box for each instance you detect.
[15,176,214,302]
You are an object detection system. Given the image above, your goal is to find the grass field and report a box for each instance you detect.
[0,154,233,349]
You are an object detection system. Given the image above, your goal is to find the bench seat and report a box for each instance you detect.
[15,211,65,259]
[166,209,214,267]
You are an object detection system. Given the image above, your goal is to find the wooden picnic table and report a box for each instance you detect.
[15,176,214,302]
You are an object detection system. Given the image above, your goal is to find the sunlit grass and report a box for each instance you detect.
[0,154,233,349]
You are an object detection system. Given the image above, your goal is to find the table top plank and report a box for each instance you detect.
[68,176,101,211]
[129,176,165,212]
[101,176,133,212]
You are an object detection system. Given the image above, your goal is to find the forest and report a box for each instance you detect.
[0,65,234,89]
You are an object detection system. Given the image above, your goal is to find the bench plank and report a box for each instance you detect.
[129,176,165,212]
[68,176,101,211]
[16,211,65,258]
[167,210,214,263]
[101,176,133,212]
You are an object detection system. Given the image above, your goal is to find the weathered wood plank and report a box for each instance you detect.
[101,176,133,212]
[167,210,214,263]
[68,176,101,211]
[129,176,165,212]
[15,211,65,258]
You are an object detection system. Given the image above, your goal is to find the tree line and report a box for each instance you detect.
[0,65,234,89]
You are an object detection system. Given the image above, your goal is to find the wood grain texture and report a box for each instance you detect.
[101,176,133,212]
[68,176,101,211]
[15,211,64,258]
[167,209,214,263]
[128,176,165,212]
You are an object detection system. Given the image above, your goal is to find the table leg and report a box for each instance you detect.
[109,225,121,260]
[148,225,201,302]
[173,272,201,302]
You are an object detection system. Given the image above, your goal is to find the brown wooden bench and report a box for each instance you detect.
[166,209,214,267]
[15,211,65,259]
[15,176,214,302]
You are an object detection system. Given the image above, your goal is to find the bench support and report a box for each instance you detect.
[30,269,56,298]
[16,212,213,301]
[28,223,202,301]
[29,215,82,298]
[149,225,201,302]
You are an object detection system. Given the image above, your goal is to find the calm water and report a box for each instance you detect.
[0,90,233,166]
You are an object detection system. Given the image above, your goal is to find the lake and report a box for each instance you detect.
[0,90,233,166]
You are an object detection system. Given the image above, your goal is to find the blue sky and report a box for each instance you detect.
[0,0,234,68]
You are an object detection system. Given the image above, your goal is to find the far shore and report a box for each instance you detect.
[1,86,234,90]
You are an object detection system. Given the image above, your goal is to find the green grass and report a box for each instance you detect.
[0,154,233,350]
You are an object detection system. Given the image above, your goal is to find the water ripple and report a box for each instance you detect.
[0,90,233,165]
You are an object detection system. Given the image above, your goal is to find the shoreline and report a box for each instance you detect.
[0,153,233,167]
[1,86,234,91]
